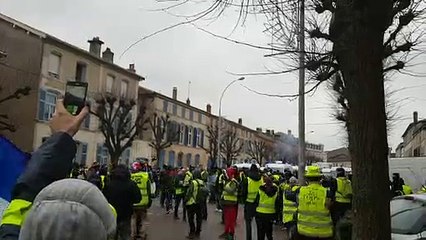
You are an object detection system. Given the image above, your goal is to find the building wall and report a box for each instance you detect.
[0,18,43,152]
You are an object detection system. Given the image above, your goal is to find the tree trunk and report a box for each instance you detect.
[334,1,392,239]
[110,155,119,169]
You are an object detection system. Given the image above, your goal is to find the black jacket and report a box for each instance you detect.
[0,132,77,240]
[103,167,141,222]
[241,170,262,203]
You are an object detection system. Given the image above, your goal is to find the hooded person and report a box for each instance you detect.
[103,165,141,240]
[255,176,281,240]
[219,167,240,240]
[20,179,116,240]
[241,164,262,240]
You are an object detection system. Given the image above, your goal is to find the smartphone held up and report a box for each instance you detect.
[63,81,88,116]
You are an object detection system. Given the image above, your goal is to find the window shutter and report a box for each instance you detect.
[96,143,102,162]
[200,130,204,148]
[81,143,88,166]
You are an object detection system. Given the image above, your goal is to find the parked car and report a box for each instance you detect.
[391,194,426,240]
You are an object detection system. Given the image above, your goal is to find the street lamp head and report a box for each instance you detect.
[238,77,245,81]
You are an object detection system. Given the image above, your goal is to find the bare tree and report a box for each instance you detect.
[0,86,31,132]
[149,114,179,166]
[93,95,148,168]
[199,123,220,168]
[220,128,243,167]
[247,140,267,165]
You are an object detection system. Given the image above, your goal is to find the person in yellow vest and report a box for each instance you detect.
[402,183,413,195]
[241,164,263,240]
[290,166,333,240]
[130,162,152,240]
[218,167,240,240]
[174,169,186,220]
[184,170,206,239]
[417,184,426,194]
[254,175,281,240]
[282,176,299,237]
[330,168,352,226]
[182,168,193,221]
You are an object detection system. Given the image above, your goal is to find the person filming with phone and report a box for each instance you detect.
[0,98,118,240]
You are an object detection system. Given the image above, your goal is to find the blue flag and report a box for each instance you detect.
[0,136,30,202]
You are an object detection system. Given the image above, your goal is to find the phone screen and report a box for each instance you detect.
[64,82,87,115]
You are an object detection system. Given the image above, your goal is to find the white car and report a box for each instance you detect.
[391,194,426,239]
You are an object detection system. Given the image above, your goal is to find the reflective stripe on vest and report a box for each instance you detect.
[101,175,106,190]
[256,188,278,214]
[297,184,333,238]
[131,172,149,207]
[247,178,262,203]
[1,199,32,226]
[335,177,352,203]
[222,180,238,202]
[175,187,184,195]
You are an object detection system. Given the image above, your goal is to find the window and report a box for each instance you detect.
[200,130,204,148]
[42,137,49,143]
[120,80,128,97]
[195,128,201,147]
[190,110,194,121]
[414,147,420,157]
[187,126,193,146]
[179,124,185,144]
[96,143,109,165]
[38,89,57,121]
[173,104,177,115]
[198,113,202,123]
[181,107,186,118]
[48,52,61,78]
[163,100,168,113]
[106,75,114,93]
[75,142,88,166]
[75,62,87,82]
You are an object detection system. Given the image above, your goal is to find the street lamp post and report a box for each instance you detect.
[216,77,245,168]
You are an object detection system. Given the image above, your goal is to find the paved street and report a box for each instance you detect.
[146,200,287,240]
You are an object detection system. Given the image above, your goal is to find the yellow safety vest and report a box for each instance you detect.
[100,175,106,190]
[402,185,413,195]
[131,172,150,207]
[283,185,299,223]
[186,179,203,206]
[297,183,333,238]
[335,177,352,203]
[175,187,184,195]
[417,186,426,194]
[222,180,238,202]
[183,172,193,187]
[256,186,278,214]
[247,178,263,203]
[273,174,280,182]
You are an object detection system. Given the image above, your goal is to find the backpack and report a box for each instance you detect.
[195,179,209,203]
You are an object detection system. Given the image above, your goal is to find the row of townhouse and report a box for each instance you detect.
[0,13,276,168]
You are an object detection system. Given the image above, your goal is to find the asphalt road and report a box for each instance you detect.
[146,199,287,240]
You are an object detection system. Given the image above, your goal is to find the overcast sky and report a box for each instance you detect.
[2,0,425,151]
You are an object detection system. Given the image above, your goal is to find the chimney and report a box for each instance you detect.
[414,111,418,123]
[206,104,211,113]
[88,37,104,57]
[256,127,262,132]
[186,98,191,105]
[266,129,271,135]
[172,87,177,100]
[102,47,114,63]
[238,118,242,125]
[272,130,275,136]
[128,63,136,73]
[287,130,292,135]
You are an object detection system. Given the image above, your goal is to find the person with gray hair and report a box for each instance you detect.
[0,100,117,240]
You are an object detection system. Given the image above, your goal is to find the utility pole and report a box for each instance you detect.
[298,0,306,184]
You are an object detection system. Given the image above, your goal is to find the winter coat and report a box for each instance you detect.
[241,170,262,203]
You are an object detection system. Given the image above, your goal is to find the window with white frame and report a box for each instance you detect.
[179,124,185,144]
[38,89,57,121]
[196,128,201,147]
[187,126,193,146]
[75,62,87,82]
[120,80,128,97]
[48,52,61,78]
[97,143,109,165]
[163,100,168,113]
[106,75,115,93]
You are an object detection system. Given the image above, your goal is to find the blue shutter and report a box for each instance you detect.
[193,128,198,147]
[96,143,102,162]
[81,143,88,166]
[38,89,46,120]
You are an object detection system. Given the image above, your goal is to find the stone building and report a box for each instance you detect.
[396,111,426,157]
[0,13,143,166]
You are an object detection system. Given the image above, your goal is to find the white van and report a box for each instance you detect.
[389,157,426,192]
